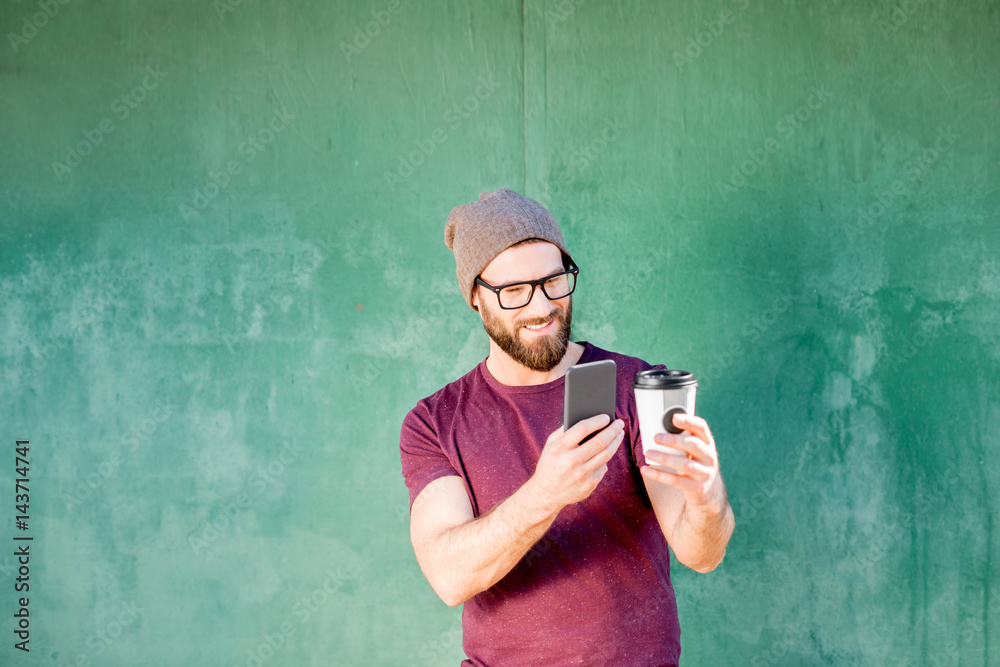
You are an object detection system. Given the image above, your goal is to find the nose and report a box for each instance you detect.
[521,284,558,320]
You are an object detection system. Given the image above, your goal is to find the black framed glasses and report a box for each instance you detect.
[474,260,579,309]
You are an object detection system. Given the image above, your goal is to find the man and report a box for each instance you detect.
[399,188,734,666]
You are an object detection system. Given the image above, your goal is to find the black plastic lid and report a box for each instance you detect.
[633,369,698,389]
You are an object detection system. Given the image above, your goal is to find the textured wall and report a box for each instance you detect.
[1,0,998,664]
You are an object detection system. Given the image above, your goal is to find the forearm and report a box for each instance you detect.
[672,493,735,573]
[426,480,560,606]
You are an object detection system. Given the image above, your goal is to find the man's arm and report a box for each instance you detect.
[639,413,735,573]
[409,414,625,607]
[409,475,559,607]
[642,471,734,573]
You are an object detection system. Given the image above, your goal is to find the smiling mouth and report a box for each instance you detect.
[522,320,554,333]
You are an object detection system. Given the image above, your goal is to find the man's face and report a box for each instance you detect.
[473,241,573,373]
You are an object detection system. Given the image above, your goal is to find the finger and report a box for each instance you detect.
[639,464,679,487]
[587,428,624,468]
[564,413,613,448]
[544,423,566,447]
[654,432,713,464]
[644,451,712,480]
[573,417,623,457]
[575,427,623,476]
[640,465,704,495]
[652,432,706,458]
[671,413,714,448]
[663,474,707,497]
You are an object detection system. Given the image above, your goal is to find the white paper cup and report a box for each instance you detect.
[634,369,698,473]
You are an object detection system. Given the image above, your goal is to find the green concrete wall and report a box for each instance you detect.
[1,0,998,664]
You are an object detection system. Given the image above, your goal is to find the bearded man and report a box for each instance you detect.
[399,188,734,666]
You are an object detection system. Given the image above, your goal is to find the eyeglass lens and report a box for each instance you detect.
[498,272,576,308]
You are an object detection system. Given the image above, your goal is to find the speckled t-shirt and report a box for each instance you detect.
[400,341,680,667]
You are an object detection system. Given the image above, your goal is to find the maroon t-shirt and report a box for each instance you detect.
[399,341,681,666]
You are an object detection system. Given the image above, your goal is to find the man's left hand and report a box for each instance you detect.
[639,413,726,515]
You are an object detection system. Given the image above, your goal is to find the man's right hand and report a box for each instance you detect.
[528,415,626,514]
[409,414,625,606]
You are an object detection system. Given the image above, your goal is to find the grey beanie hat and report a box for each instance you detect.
[444,188,573,310]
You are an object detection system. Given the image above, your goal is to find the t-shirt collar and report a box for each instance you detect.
[477,341,595,394]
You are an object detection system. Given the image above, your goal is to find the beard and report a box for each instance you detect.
[479,296,573,373]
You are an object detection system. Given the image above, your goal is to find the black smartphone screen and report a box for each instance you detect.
[563,359,617,444]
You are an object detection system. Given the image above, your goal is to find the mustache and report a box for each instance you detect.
[518,310,563,328]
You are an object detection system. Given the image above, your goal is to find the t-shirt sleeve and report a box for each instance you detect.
[399,401,462,512]
[630,360,668,466]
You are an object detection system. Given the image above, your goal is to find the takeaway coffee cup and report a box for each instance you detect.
[633,369,698,472]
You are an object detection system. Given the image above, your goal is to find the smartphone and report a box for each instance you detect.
[563,359,617,444]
